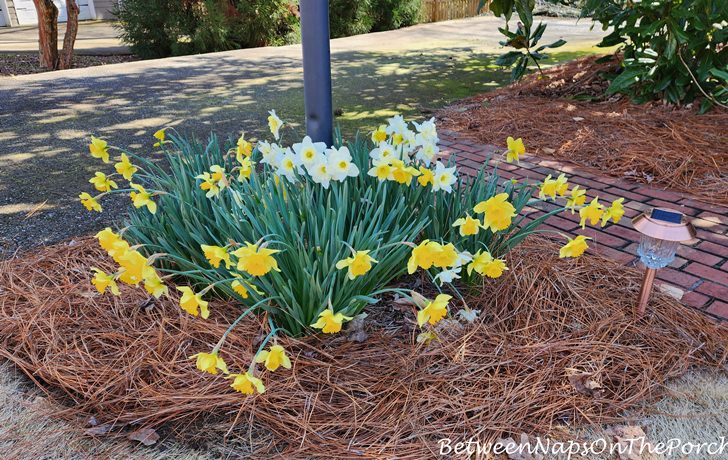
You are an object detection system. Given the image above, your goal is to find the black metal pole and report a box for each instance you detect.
[300,0,333,146]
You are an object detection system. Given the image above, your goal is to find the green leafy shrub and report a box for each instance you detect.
[328,0,375,38]
[114,0,297,58]
[582,0,728,110]
[371,0,423,32]
[482,0,566,81]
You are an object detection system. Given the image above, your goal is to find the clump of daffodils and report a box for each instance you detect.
[80,112,626,397]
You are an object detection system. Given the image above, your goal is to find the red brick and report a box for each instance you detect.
[590,245,636,265]
[681,291,711,308]
[696,241,728,259]
[646,199,698,215]
[689,217,728,233]
[655,268,701,289]
[633,186,684,201]
[569,175,607,190]
[676,245,723,267]
[545,215,580,232]
[450,143,481,153]
[697,212,728,226]
[696,281,728,300]
[684,263,728,285]
[603,224,642,242]
[695,229,728,247]
[593,176,641,190]
[581,227,629,248]
[606,187,649,202]
[678,198,728,215]
[706,301,728,320]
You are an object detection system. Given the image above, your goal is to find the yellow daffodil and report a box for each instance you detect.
[96,227,123,252]
[335,250,378,280]
[153,128,166,147]
[90,267,120,295]
[190,351,228,375]
[601,198,625,226]
[416,294,451,327]
[129,183,157,214]
[117,249,152,285]
[255,344,292,372]
[89,172,118,192]
[579,197,604,229]
[505,136,525,163]
[311,309,353,334]
[114,153,138,181]
[417,166,434,187]
[539,173,569,200]
[268,110,283,140]
[432,242,459,268]
[416,331,438,345]
[367,162,393,181]
[89,136,110,163]
[559,235,591,258]
[196,172,221,198]
[474,193,516,232]
[177,286,210,319]
[407,240,440,274]
[107,240,131,263]
[566,185,587,213]
[371,124,388,143]
[467,251,508,278]
[79,192,102,212]
[230,274,263,299]
[143,271,168,298]
[238,157,254,181]
[201,244,232,269]
[389,160,420,185]
[236,133,253,161]
[232,243,281,277]
[452,213,483,236]
[228,372,265,395]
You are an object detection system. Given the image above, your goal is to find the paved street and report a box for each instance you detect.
[0,16,605,254]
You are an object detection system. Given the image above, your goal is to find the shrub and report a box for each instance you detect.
[371,0,423,32]
[582,0,728,111]
[328,0,375,38]
[114,0,297,58]
[80,117,625,394]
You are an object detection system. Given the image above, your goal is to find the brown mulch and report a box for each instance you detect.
[0,237,726,458]
[0,53,137,77]
[438,55,728,206]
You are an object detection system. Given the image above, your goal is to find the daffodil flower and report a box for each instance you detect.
[89,172,118,192]
[474,193,516,232]
[232,242,281,277]
[467,251,508,278]
[177,286,210,319]
[153,128,166,148]
[91,268,120,295]
[143,272,168,298]
[327,146,360,181]
[267,110,283,140]
[452,213,483,236]
[255,344,292,372]
[96,227,123,252]
[579,197,604,229]
[539,173,569,200]
[412,117,438,144]
[415,141,439,166]
[79,192,102,212]
[228,372,265,395]
[335,250,378,280]
[235,133,253,161]
[367,162,393,181]
[431,161,457,193]
[371,124,387,144]
[117,249,153,285]
[601,198,625,226]
[276,148,298,183]
[416,294,451,327]
[407,240,440,274]
[293,136,326,172]
[559,235,591,258]
[432,242,459,268]
[201,244,232,269]
[238,157,254,181]
[311,309,353,334]
[89,136,110,163]
[190,351,228,375]
[433,266,461,286]
[129,183,157,214]
[505,136,525,163]
[115,153,138,181]
[566,185,587,213]
[389,159,420,185]
[417,166,435,186]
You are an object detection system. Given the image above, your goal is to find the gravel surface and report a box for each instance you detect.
[0,53,138,77]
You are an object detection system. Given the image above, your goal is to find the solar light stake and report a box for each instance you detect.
[632,208,696,317]
[300,0,334,146]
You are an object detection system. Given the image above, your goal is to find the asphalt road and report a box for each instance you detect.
[0,15,605,256]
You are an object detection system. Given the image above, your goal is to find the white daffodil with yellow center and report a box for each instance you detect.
[431,161,457,193]
[310,161,333,189]
[327,146,360,182]
[293,135,326,173]
[369,142,396,164]
[276,148,298,183]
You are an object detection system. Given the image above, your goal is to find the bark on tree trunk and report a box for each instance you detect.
[59,0,80,70]
[33,0,59,70]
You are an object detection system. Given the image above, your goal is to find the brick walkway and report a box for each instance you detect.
[439,130,728,321]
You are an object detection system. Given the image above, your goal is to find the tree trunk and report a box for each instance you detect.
[59,0,80,69]
[32,0,59,70]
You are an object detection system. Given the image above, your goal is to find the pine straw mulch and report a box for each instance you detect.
[0,237,726,458]
[438,55,728,207]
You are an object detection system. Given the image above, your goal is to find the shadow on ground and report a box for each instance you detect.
[0,48,591,254]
